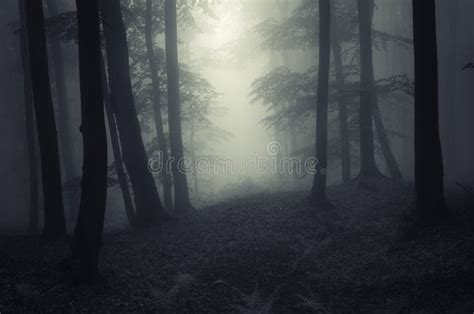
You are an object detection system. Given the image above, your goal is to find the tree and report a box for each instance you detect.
[25,0,66,239]
[165,0,193,212]
[101,53,136,227]
[179,66,232,200]
[412,0,448,222]
[356,0,379,180]
[100,0,167,225]
[254,0,406,183]
[330,1,351,183]
[311,0,331,203]
[19,0,39,235]
[372,98,403,181]
[72,0,107,280]
[145,0,173,210]
[45,0,77,217]
[367,0,403,182]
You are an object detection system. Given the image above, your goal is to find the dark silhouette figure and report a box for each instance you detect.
[25,0,66,239]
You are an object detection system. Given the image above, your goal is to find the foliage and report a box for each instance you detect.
[253,0,412,52]
[250,66,414,131]
[3,183,473,312]
[250,66,316,130]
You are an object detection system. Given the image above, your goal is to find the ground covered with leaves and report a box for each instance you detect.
[1,180,473,313]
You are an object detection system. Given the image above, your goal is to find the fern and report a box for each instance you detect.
[149,272,194,309]
[232,283,279,314]
[297,292,327,313]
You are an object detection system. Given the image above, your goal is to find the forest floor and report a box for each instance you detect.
[1,179,474,313]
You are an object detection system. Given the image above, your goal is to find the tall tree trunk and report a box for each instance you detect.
[73,0,107,280]
[311,0,331,203]
[145,0,173,210]
[412,0,448,222]
[330,1,351,183]
[101,53,136,227]
[19,0,39,235]
[190,118,199,196]
[45,0,77,219]
[437,0,459,181]
[289,122,298,186]
[372,101,403,181]
[25,0,66,239]
[100,0,167,225]
[367,0,403,182]
[356,0,379,179]
[165,0,193,212]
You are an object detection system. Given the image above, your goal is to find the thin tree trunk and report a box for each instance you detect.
[412,0,448,222]
[289,122,298,185]
[356,0,380,179]
[437,0,459,180]
[19,0,39,235]
[372,101,403,181]
[190,118,199,196]
[72,0,107,280]
[311,0,331,203]
[100,53,136,227]
[25,0,66,239]
[165,0,193,212]
[367,0,403,182]
[330,1,351,183]
[100,0,167,225]
[45,0,77,219]
[145,0,173,210]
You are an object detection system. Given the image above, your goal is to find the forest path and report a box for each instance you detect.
[1,180,474,312]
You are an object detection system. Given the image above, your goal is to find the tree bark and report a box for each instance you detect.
[437,0,459,180]
[45,0,77,219]
[73,0,107,280]
[367,0,403,182]
[100,0,167,225]
[145,0,173,210]
[165,0,193,212]
[25,0,66,239]
[311,0,331,203]
[412,0,448,222]
[289,122,298,185]
[356,0,380,179]
[101,53,136,227]
[19,0,39,235]
[372,100,403,181]
[190,118,199,196]
[330,1,351,183]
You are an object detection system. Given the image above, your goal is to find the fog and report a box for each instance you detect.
[1,0,474,230]
[2,0,474,311]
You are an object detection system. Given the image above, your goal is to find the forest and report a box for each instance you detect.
[0,0,473,312]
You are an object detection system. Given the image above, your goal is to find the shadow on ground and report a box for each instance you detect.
[1,180,473,312]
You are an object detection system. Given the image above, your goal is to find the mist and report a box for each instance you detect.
[0,0,473,312]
